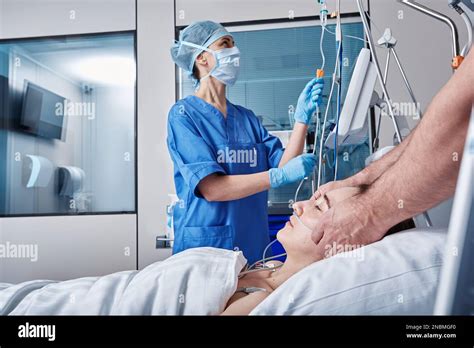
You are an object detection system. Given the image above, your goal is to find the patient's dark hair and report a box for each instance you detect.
[385,218,416,235]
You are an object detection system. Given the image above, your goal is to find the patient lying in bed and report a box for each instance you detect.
[223,187,414,315]
[222,187,360,315]
[1,188,413,316]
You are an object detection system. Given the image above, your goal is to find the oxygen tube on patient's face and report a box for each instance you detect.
[239,213,313,278]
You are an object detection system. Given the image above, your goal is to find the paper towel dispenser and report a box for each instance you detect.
[23,154,54,188]
[58,166,85,197]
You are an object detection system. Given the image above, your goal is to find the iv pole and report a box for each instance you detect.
[356,0,403,144]
[398,0,464,70]
[378,29,433,227]
[356,0,432,227]
[373,28,423,150]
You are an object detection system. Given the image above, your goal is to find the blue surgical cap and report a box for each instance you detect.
[170,21,232,85]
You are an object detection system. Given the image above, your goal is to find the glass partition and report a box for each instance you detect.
[0,32,136,216]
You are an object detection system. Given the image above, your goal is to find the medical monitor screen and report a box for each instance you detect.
[19,81,66,141]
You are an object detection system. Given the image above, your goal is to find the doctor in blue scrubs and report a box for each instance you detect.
[168,21,324,264]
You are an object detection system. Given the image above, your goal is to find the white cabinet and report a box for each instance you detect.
[0,0,135,39]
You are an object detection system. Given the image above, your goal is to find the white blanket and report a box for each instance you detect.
[0,247,247,315]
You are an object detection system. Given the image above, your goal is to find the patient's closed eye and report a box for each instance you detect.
[293,195,330,218]
[314,195,330,212]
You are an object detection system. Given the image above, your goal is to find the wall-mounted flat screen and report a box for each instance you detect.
[20,81,65,141]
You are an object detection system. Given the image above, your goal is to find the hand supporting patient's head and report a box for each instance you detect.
[282,185,417,265]
[277,187,362,263]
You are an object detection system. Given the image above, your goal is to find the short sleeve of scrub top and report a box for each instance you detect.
[167,105,226,198]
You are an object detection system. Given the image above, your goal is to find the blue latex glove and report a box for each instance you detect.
[269,154,317,188]
[294,77,324,125]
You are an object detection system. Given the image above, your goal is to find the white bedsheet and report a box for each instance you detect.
[0,247,246,315]
[250,228,446,315]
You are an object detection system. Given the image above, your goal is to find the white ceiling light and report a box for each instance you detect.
[72,56,135,86]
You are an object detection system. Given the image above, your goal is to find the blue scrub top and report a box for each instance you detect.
[167,95,284,264]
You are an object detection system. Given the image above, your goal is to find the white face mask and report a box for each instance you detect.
[203,46,241,86]
[180,41,241,86]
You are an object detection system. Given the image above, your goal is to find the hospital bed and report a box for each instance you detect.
[434,107,474,315]
[0,226,447,316]
[1,109,472,315]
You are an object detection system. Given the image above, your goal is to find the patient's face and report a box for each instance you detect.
[277,187,360,258]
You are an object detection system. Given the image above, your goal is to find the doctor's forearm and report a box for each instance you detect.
[354,130,414,186]
[198,172,270,202]
[278,123,308,168]
[362,51,474,229]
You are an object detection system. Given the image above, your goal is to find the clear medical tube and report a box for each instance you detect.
[244,212,316,277]
[332,0,343,181]
[240,253,286,278]
[323,26,368,44]
[320,18,326,71]
[261,238,278,267]
[292,211,313,232]
[317,40,341,189]
[240,211,318,277]
[319,1,328,27]
[293,0,328,204]
[333,42,343,181]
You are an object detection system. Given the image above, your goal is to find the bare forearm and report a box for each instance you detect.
[198,171,270,202]
[278,123,308,167]
[363,50,474,229]
[312,129,414,197]
[351,130,414,186]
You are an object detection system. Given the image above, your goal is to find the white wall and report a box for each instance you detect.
[175,0,368,25]
[137,0,176,268]
[0,214,136,282]
[0,0,135,39]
